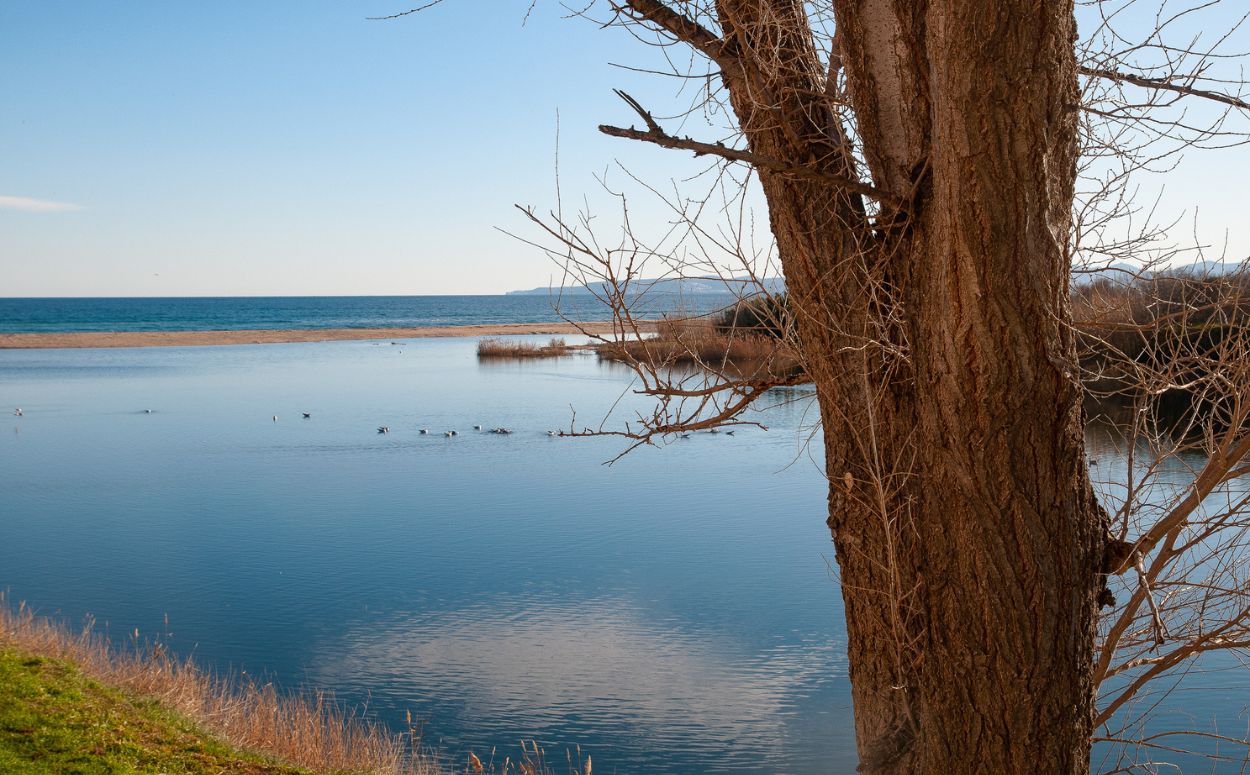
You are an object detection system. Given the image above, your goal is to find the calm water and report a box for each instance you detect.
[2,335,1248,772]
[0,294,736,333]
[0,337,853,774]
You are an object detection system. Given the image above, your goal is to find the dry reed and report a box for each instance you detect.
[476,338,573,359]
[596,317,802,379]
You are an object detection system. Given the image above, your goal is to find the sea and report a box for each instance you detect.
[0,294,734,334]
[1,296,1248,773]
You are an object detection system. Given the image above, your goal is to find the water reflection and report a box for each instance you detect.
[312,595,845,772]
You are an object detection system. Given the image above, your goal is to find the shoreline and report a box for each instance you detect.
[0,321,642,350]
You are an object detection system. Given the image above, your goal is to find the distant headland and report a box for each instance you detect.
[506,276,787,296]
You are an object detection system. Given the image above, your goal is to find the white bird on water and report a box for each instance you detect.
[13,408,22,417]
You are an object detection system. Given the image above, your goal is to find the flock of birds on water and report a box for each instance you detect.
[12,406,736,440]
[299,413,734,439]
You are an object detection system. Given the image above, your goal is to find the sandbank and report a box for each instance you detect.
[0,321,644,350]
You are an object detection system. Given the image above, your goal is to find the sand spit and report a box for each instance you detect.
[0,321,644,349]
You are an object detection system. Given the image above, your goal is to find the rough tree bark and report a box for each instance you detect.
[640,2,1107,772]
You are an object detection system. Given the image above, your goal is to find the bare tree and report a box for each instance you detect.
[388,0,1250,771]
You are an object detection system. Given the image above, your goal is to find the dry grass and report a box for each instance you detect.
[596,317,803,379]
[1073,272,1250,394]
[0,597,427,774]
[476,338,573,359]
[0,597,592,775]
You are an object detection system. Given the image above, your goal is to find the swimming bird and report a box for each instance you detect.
[272,415,278,422]
[680,433,691,439]
[378,426,390,434]
[547,430,557,436]
[302,412,311,419]
[725,430,735,436]
[474,425,483,431]
[708,428,719,434]
[13,408,22,417]
[419,428,429,435]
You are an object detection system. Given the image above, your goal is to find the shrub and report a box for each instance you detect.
[714,293,793,339]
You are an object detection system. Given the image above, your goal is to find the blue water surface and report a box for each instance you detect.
[0,294,735,333]
[0,336,853,774]
[2,333,1248,773]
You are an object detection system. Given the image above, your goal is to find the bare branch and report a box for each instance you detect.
[366,0,446,21]
[614,0,737,73]
[599,92,904,208]
[1080,65,1250,111]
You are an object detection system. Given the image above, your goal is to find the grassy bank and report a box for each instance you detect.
[0,600,429,775]
[0,600,592,775]
[0,646,318,774]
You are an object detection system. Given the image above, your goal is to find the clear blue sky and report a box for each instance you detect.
[2,2,1247,296]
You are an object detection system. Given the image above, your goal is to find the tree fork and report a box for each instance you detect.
[719,1,1103,772]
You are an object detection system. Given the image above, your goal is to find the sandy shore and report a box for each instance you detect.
[0,321,642,350]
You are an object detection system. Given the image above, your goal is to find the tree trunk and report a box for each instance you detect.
[711,1,1107,771]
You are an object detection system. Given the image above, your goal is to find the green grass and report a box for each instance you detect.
[0,647,317,775]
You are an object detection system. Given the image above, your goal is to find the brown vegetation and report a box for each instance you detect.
[595,316,802,381]
[1073,270,1250,418]
[476,337,574,359]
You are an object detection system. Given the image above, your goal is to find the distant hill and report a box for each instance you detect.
[507,276,787,297]
[511,262,1242,296]
[1073,260,1244,285]
[1166,260,1244,277]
